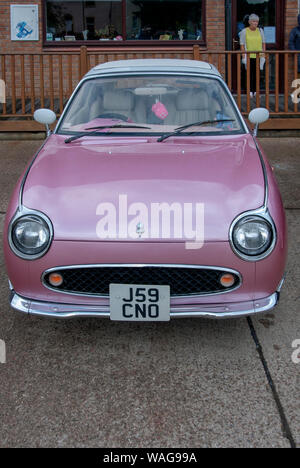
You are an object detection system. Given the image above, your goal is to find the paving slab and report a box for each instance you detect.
[0,286,291,447]
[255,138,300,446]
[0,137,299,448]
[251,210,300,447]
[0,140,42,213]
[259,138,300,210]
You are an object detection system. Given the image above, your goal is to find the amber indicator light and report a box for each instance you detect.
[48,272,63,287]
[220,273,235,288]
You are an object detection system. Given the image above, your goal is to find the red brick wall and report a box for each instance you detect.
[206,0,225,50]
[0,1,299,102]
[0,0,43,53]
[0,0,227,53]
[1,0,297,53]
[285,0,299,47]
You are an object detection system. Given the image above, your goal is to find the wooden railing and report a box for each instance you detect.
[1,45,300,131]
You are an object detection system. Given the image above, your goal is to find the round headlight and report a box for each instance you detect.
[232,216,273,257]
[11,215,51,258]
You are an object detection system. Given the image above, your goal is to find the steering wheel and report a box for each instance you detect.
[97,113,129,121]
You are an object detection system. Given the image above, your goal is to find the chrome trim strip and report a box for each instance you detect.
[41,263,243,299]
[229,208,277,262]
[18,138,50,209]
[276,275,285,292]
[228,133,270,263]
[10,291,278,320]
[253,139,269,208]
[8,206,54,260]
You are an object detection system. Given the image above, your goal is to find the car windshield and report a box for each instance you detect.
[57,74,244,136]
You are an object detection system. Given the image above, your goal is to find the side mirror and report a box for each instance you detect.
[33,109,56,136]
[248,108,269,136]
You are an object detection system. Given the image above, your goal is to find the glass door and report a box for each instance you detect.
[231,0,284,92]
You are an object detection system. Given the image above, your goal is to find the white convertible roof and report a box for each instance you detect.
[85,58,221,77]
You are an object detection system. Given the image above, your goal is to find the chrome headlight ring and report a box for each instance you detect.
[8,207,53,260]
[229,208,277,261]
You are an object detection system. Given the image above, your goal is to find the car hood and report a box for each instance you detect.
[22,133,265,242]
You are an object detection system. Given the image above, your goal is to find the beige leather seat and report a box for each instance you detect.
[174,88,212,125]
[87,93,103,121]
[100,90,137,122]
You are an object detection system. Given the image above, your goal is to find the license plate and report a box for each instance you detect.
[109,284,170,321]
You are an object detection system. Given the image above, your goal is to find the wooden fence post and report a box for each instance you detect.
[80,46,88,78]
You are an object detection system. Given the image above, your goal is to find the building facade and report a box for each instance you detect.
[0,0,299,54]
[1,0,300,129]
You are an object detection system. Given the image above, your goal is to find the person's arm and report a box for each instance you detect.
[240,44,246,60]
[259,28,266,52]
[239,29,246,60]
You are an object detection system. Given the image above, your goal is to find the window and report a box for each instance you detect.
[46,0,123,41]
[45,0,204,43]
[58,74,242,134]
[126,0,203,41]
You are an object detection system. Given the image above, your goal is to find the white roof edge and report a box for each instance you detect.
[85,59,221,77]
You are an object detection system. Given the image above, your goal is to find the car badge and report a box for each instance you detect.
[136,222,145,238]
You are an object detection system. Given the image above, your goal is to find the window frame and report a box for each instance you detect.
[42,0,206,47]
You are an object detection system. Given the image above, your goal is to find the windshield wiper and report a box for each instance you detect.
[64,124,151,144]
[157,119,235,142]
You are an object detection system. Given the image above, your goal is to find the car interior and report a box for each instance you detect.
[62,76,240,131]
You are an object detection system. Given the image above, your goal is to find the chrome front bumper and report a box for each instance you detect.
[10,290,279,319]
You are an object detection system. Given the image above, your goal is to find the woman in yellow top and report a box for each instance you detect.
[239,14,266,98]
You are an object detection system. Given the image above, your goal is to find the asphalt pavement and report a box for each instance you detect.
[0,137,299,448]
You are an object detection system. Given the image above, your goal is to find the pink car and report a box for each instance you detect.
[3,59,287,321]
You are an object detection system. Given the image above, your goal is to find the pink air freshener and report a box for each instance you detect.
[151,101,168,120]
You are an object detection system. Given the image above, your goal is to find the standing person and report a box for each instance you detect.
[239,14,266,98]
[288,14,300,74]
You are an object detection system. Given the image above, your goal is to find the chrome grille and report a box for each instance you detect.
[43,265,241,297]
